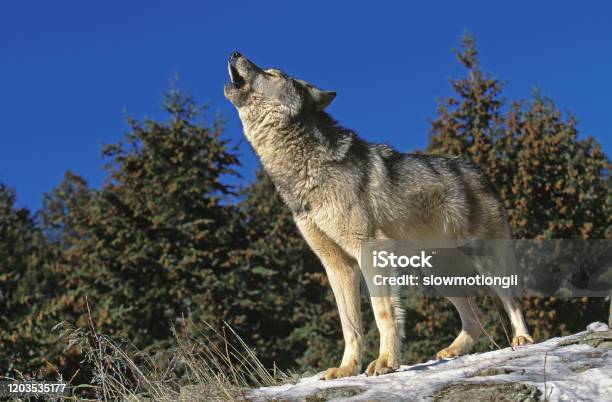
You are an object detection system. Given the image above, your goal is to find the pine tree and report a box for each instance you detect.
[423,33,611,348]
[0,184,68,377]
[34,90,246,378]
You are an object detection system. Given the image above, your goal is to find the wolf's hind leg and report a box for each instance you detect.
[489,241,533,347]
[436,297,483,359]
[499,296,534,347]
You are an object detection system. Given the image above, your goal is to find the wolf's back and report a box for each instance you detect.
[352,143,511,240]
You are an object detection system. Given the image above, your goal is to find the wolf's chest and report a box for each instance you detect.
[307,193,366,253]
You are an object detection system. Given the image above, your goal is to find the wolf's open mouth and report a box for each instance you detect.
[228,63,246,89]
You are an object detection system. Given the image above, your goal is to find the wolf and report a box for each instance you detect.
[224,52,534,379]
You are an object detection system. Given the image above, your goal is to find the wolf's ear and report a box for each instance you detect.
[309,88,336,111]
[297,79,336,111]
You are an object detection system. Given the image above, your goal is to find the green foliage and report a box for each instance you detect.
[2,90,248,381]
[0,185,41,373]
[0,185,68,377]
[421,33,611,354]
[428,34,610,240]
[0,35,610,387]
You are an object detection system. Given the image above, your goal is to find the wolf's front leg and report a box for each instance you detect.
[321,260,363,379]
[295,219,363,380]
[366,296,402,376]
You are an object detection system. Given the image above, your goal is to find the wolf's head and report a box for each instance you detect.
[224,52,336,122]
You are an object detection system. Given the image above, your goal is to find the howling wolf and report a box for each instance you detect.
[224,52,533,379]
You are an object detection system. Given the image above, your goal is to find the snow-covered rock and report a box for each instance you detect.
[252,323,612,401]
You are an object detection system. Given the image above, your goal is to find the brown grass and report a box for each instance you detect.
[50,311,291,401]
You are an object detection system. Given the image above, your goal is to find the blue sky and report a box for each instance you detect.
[1,1,611,210]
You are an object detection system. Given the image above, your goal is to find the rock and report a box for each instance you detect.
[253,323,612,402]
[585,350,606,358]
[471,367,524,377]
[570,363,596,373]
[586,322,609,332]
[303,386,366,401]
[557,330,612,349]
[433,382,541,402]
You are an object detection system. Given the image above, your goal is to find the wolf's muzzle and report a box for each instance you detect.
[228,51,245,89]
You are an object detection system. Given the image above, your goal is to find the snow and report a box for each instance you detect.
[586,322,609,332]
[252,323,612,401]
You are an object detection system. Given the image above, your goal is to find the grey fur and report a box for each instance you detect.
[224,53,533,379]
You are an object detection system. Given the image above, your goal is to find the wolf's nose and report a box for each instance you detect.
[230,51,241,61]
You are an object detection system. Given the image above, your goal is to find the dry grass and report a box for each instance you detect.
[49,313,292,401]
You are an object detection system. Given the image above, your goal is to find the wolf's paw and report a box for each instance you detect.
[322,365,359,380]
[365,353,398,376]
[436,346,460,360]
[511,335,534,347]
